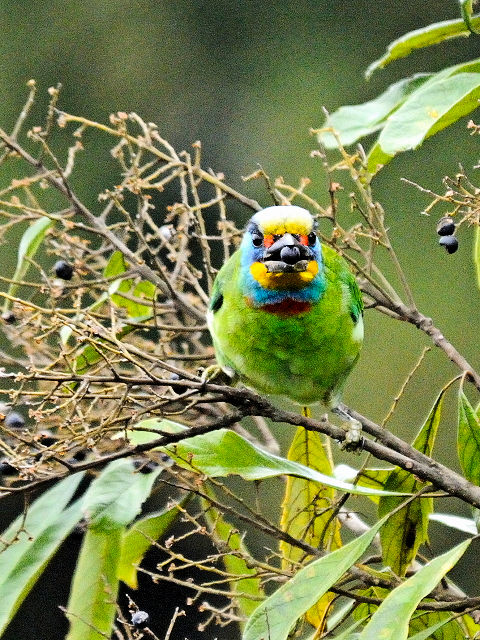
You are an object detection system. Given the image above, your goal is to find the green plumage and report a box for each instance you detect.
[208,244,363,407]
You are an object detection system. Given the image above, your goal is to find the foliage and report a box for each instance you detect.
[0,6,480,639]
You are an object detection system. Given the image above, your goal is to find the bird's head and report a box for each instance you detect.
[239,205,324,307]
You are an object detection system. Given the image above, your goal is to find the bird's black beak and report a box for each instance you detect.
[263,233,313,273]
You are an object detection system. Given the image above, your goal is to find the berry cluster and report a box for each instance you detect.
[436,217,458,254]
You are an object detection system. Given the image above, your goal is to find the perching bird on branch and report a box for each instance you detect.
[206,205,364,445]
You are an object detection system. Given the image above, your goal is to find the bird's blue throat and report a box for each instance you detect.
[240,247,325,311]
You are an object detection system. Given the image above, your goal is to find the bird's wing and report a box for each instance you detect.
[323,245,363,322]
[208,251,240,314]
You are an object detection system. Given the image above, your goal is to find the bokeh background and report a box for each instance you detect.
[0,1,479,638]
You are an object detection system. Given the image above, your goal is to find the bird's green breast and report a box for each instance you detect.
[208,248,363,407]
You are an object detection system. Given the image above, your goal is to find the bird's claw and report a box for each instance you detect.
[331,406,364,453]
[200,365,237,391]
[340,418,364,452]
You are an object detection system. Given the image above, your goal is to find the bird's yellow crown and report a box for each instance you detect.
[250,205,314,236]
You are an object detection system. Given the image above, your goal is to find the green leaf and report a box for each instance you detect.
[73,320,144,375]
[82,459,160,531]
[118,497,188,589]
[335,465,392,504]
[357,540,470,640]
[65,527,122,640]
[280,427,341,630]
[242,516,386,640]
[165,429,409,497]
[104,250,155,318]
[128,279,156,317]
[203,496,265,620]
[324,617,366,640]
[353,590,467,640]
[60,292,109,346]
[4,216,53,311]
[378,388,445,576]
[0,472,84,582]
[0,474,84,634]
[375,72,480,157]
[126,417,188,445]
[459,0,480,34]
[103,250,128,279]
[365,142,394,175]
[457,391,480,485]
[352,586,389,621]
[429,512,477,535]
[408,610,466,640]
[320,74,432,148]
[366,17,480,78]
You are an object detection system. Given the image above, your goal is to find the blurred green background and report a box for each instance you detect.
[1,1,479,638]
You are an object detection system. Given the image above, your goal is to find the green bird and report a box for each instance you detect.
[207,205,363,441]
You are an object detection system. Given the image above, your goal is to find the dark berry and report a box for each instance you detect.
[54,260,74,280]
[38,431,59,446]
[436,217,456,236]
[1,310,16,324]
[439,235,459,254]
[5,411,25,430]
[72,448,88,462]
[134,459,158,474]
[131,610,149,628]
[0,459,17,476]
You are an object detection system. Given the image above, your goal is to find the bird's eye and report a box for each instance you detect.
[251,232,264,247]
[307,232,317,246]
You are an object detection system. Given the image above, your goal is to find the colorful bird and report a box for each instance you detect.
[207,205,364,443]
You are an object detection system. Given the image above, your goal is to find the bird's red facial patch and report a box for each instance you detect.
[263,234,274,248]
[299,234,309,246]
[260,299,312,317]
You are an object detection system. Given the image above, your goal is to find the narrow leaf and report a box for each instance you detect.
[82,459,160,531]
[280,428,341,630]
[358,540,470,640]
[320,74,432,148]
[366,17,480,78]
[0,472,84,582]
[409,610,466,640]
[242,516,386,640]
[335,465,392,504]
[378,388,445,575]
[0,499,83,634]
[5,216,53,311]
[460,0,479,34]
[457,391,480,485]
[326,617,366,640]
[65,527,122,640]
[166,429,409,497]
[118,497,188,589]
[352,586,389,622]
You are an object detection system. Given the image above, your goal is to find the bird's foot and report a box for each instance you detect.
[200,364,237,391]
[331,406,364,452]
